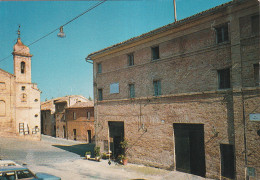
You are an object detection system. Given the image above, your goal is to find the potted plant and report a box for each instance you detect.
[85,152,91,159]
[94,146,101,161]
[118,154,128,165]
[102,152,107,159]
[119,139,129,165]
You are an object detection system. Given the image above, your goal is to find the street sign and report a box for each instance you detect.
[249,113,260,121]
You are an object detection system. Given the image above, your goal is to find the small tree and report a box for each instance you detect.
[118,139,129,165]
[94,146,100,157]
[88,96,92,101]
[119,139,128,159]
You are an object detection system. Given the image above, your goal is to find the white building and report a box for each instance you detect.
[0,33,41,140]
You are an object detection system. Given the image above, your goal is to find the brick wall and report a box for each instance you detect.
[66,107,95,142]
[91,0,259,179]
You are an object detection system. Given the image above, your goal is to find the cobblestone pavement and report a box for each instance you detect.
[0,135,211,180]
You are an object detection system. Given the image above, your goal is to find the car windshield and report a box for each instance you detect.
[0,171,16,180]
[17,170,36,179]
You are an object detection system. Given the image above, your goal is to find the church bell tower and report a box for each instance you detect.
[13,26,32,83]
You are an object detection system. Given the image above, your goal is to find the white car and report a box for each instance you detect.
[0,160,61,180]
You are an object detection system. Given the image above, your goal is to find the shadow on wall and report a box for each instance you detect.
[52,144,95,157]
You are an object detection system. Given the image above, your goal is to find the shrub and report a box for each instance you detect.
[94,146,100,157]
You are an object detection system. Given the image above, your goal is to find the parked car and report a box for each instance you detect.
[0,160,61,180]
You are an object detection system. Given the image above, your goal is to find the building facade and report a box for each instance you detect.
[41,99,56,137]
[65,101,94,142]
[86,0,259,179]
[0,36,41,140]
[53,95,90,139]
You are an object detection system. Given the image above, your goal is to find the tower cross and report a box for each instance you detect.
[17,25,21,39]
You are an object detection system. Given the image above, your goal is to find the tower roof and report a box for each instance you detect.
[13,38,32,57]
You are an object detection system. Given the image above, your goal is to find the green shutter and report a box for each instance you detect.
[158,81,161,95]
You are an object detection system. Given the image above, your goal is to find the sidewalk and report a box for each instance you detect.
[29,157,211,180]
[39,135,212,180]
[1,135,212,180]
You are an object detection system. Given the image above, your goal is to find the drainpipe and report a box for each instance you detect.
[239,35,248,180]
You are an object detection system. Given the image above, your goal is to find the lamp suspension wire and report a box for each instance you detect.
[0,0,107,63]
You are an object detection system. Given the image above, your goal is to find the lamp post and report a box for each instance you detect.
[173,0,177,22]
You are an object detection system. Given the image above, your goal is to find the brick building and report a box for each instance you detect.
[65,101,94,142]
[0,34,41,140]
[53,95,90,139]
[41,99,57,137]
[86,0,259,179]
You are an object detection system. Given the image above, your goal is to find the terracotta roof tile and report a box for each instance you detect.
[67,101,94,108]
[54,95,87,103]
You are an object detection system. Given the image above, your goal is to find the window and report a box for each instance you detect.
[153,80,161,96]
[128,53,134,66]
[254,63,259,86]
[97,63,102,74]
[251,15,259,35]
[218,68,231,89]
[110,82,119,94]
[73,112,76,120]
[129,84,135,98]
[98,88,103,101]
[0,82,5,90]
[21,86,25,91]
[1,171,15,179]
[17,170,35,179]
[216,23,229,43]
[73,129,77,140]
[0,101,6,116]
[21,93,27,102]
[151,46,160,60]
[21,61,25,74]
[87,111,91,120]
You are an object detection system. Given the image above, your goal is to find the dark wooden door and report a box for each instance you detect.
[108,121,124,159]
[220,144,235,179]
[73,129,76,140]
[174,124,206,177]
[88,130,91,143]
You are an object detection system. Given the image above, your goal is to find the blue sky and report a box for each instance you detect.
[0,0,231,102]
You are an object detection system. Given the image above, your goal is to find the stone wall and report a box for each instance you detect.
[0,70,16,137]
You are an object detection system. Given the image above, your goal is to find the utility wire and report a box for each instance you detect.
[0,0,106,63]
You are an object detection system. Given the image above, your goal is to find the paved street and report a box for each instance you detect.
[0,135,210,180]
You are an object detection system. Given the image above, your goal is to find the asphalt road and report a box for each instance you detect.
[0,135,210,180]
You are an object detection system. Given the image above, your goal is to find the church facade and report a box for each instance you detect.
[0,35,41,140]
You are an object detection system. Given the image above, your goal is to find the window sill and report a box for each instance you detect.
[217,88,231,91]
[216,41,230,45]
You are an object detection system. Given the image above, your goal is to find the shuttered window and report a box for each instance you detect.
[151,46,160,60]
[153,80,161,96]
[128,53,134,66]
[98,89,103,101]
[97,63,102,74]
[0,101,6,116]
[129,84,135,98]
[216,23,229,43]
[218,68,230,89]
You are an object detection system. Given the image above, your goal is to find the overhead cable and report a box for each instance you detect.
[0,0,106,63]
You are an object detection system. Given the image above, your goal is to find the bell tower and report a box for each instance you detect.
[12,26,32,83]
